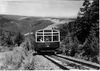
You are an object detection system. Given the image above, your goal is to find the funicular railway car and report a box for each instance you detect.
[35,29,60,54]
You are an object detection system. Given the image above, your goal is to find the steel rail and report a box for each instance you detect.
[44,55,77,70]
[56,54,100,70]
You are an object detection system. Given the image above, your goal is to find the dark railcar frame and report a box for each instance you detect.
[35,29,60,53]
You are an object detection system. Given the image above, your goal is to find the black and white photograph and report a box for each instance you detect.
[0,0,99,70]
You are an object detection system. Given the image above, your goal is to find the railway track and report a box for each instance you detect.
[44,54,100,70]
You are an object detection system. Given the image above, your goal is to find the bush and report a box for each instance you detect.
[14,32,25,46]
[0,30,25,46]
[0,46,27,70]
[23,59,35,70]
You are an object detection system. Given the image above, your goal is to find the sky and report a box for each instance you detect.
[0,0,83,18]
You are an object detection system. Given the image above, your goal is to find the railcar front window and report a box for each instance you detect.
[37,36,43,42]
[44,33,52,35]
[38,30,43,32]
[44,30,51,32]
[37,33,43,35]
[36,29,60,42]
[44,36,52,41]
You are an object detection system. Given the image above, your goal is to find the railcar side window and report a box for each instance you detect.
[53,36,58,41]
[53,32,59,41]
[53,33,58,36]
[53,30,57,32]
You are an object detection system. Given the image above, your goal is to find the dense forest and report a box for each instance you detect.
[57,0,99,63]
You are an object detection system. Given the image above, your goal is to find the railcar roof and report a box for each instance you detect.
[36,29,59,33]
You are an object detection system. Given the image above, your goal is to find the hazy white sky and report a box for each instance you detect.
[0,0,83,18]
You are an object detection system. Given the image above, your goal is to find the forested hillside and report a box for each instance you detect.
[57,0,99,63]
[0,15,54,47]
[0,15,54,34]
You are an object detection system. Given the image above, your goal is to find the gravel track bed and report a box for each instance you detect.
[33,55,61,70]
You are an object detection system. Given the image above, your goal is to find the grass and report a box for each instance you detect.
[0,46,34,70]
[0,47,24,70]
